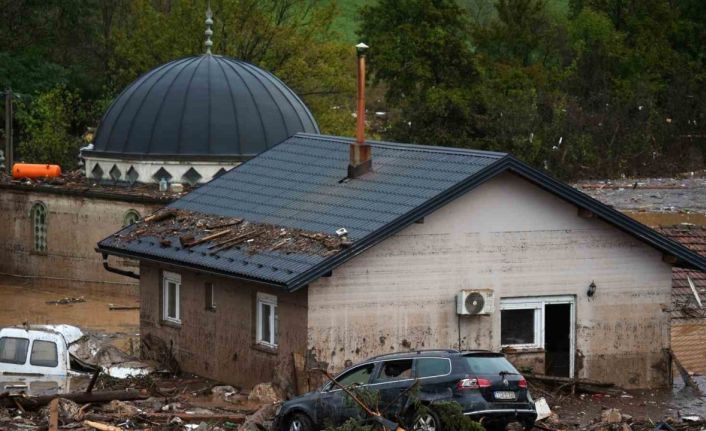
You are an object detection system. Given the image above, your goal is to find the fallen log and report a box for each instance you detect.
[83,420,123,431]
[185,229,232,248]
[669,349,701,393]
[143,209,177,223]
[145,412,246,422]
[238,404,276,431]
[1,389,148,410]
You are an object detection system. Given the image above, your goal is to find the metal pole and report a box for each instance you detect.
[4,88,12,175]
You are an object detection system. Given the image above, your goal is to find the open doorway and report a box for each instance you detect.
[545,303,571,377]
[500,296,575,378]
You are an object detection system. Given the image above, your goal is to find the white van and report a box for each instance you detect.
[0,325,86,396]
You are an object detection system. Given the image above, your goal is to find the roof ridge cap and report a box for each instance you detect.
[293,133,507,158]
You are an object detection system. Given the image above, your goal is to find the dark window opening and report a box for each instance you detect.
[501,309,535,345]
[205,282,216,311]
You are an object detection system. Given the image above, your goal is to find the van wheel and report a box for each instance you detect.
[286,413,314,431]
[412,410,441,431]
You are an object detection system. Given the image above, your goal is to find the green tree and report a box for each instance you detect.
[16,86,92,170]
[358,0,481,147]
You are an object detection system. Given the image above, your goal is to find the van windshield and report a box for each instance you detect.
[0,337,30,365]
[464,355,518,375]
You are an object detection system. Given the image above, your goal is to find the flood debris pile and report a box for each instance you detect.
[0,373,282,431]
[537,407,706,431]
[114,208,351,257]
[0,169,188,200]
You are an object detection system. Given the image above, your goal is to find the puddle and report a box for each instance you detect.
[0,279,139,333]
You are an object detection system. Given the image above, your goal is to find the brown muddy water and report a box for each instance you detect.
[0,277,139,334]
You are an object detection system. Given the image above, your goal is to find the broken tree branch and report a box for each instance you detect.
[143,209,177,223]
[184,229,232,248]
[83,420,123,431]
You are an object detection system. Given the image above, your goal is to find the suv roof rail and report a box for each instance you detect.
[367,349,461,361]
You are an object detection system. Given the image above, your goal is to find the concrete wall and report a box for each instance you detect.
[139,263,308,390]
[307,172,673,389]
[0,188,160,295]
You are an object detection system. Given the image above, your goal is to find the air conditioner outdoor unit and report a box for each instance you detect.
[456,289,494,315]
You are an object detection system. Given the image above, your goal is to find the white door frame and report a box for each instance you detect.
[500,295,576,377]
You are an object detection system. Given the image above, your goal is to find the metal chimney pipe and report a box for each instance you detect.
[348,43,372,179]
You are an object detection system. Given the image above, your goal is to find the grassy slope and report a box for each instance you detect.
[329,0,569,44]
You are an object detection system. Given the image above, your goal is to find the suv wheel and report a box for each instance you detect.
[413,410,441,431]
[286,413,314,431]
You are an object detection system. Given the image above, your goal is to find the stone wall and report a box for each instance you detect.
[0,187,161,296]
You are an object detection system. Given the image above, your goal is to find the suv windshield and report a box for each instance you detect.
[464,355,518,375]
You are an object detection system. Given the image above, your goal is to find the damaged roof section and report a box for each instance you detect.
[657,224,706,319]
[103,208,349,285]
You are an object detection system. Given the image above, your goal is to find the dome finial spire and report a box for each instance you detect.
[204,1,214,54]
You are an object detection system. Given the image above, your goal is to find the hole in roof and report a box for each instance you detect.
[228,258,234,262]
[257,264,263,268]
[242,261,249,266]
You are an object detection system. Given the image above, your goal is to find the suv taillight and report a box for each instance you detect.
[518,378,527,389]
[456,377,492,390]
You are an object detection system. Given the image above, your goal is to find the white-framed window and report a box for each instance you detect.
[256,292,278,347]
[162,271,181,324]
[205,282,216,311]
[500,296,574,349]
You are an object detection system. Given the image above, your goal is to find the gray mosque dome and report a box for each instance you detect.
[83,53,319,185]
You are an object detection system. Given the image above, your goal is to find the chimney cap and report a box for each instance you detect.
[356,42,369,55]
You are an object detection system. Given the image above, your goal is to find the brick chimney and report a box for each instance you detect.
[348,43,371,179]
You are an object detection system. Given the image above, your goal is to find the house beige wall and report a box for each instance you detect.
[0,188,159,296]
[139,263,308,390]
[307,172,673,389]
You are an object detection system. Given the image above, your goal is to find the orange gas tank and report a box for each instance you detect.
[12,163,62,179]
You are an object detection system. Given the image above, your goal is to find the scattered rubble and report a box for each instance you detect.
[113,208,351,257]
[46,296,86,305]
[0,169,189,201]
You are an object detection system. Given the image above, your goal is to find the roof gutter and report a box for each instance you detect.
[102,253,140,279]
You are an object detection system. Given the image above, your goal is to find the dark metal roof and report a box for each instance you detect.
[89,55,319,159]
[97,133,706,290]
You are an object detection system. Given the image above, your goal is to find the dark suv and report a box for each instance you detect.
[274,349,537,431]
